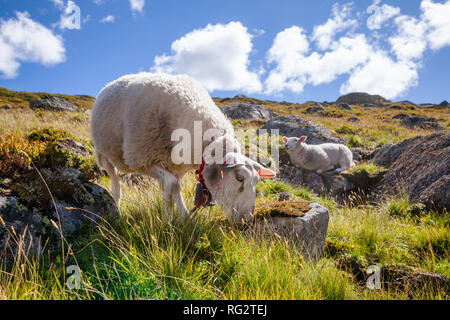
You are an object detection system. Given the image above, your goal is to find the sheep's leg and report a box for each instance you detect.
[317,164,335,174]
[103,158,121,207]
[149,166,188,217]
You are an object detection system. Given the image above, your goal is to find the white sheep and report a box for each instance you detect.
[283,136,354,173]
[91,72,275,224]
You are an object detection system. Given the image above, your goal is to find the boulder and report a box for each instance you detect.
[262,115,345,145]
[400,116,445,130]
[337,92,389,106]
[348,117,359,122]
[30,97,78,112]
[362,103,381,108]
[439,100,449,108]
[254,201,329,259]
[0,105,13,110]
[372,133,450,211]
[1,168,118,268]
[339,103,352,110]
[221,104,275,120]
[392,114,409,120]
[306,106,325,114]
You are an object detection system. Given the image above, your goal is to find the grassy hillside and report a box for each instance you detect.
[0,89,448,300]
[0,87,95,110]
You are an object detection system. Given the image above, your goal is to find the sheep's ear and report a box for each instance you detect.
[282,136,288,142]
[223,152,245,169]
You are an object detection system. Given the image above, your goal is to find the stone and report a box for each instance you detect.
[400,116,445,130]
[30,97,78,112]
[254,201,329,259]
[0,105,13,110]
[221,104,275,120]
[348,117,359,122]
[339,103,352,110]
[262,115,345,145]
[439,100,449,107]
[337,92,389,105]
[306,106,325,114]
[392,114,409,120]
[372,133,450,211]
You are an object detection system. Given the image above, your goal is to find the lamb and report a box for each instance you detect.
[283,136,354,173]
[91,72,275,224]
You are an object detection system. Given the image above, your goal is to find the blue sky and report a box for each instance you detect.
[0,0,449,103]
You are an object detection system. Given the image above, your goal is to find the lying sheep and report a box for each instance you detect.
[91,72,275,224]
[283,136,354,173]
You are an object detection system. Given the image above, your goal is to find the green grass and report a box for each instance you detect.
[0,90,449,300]
[1,177,448,300]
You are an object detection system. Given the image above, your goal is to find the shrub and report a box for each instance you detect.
[336,125,361,135]
[346,135,363,148]
[26,127,73,143]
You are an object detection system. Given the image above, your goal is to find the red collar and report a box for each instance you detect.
[192,158,209,212]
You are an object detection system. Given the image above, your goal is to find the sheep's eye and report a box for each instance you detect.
[236,173,245,182]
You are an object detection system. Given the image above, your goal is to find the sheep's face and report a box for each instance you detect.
[203,153,275,225]
[283,136,307,153]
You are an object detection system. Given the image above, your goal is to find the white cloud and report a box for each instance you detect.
[93,0,104,5]
[340,51,418,99]
[389,15,428,62]
[421,0,450,50]
[265,26,373,94]
[0,12,66,78]
[129,0,145,14]
[100,15,115,23]
[152,21,262,93]
[51,0,65,10]
[311,3,358,50]
[367,0,400,30]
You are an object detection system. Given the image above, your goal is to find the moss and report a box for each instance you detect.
[255,201,311,220]
[342,163,387,188]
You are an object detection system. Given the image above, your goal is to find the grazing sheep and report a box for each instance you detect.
[283,136,354,173]
[91,72,275,224]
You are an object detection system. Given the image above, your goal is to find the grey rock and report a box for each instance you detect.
[222,104,275,120]
[362,103,381,108]
[0,196,45,268]
[262,115,345,145]
[400,116,445,130]
[439,100,449,107]
[0,104,13,110]
[337,92,389,105]
[393,114,409,120]
[30,97,78,112]
[339,103,352,110]
[372,133,450,211]
[254,202,329,260]
[348,117,359,122]
[306,106,325,114]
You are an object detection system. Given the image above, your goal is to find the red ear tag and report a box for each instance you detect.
[282,137,288,142]
[258,169,275,177]
[300,136,307,142]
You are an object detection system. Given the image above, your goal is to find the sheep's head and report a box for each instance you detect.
[283,136,307,153]
[202,153,275,225]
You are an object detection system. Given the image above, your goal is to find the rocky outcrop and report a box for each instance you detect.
[262,115,345,145]
[221,104,275,120]
[254,201,329,260]
[372,133,450,211]
[337,92,388,106]
[30,97,78,112]
[400,116,446,130]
